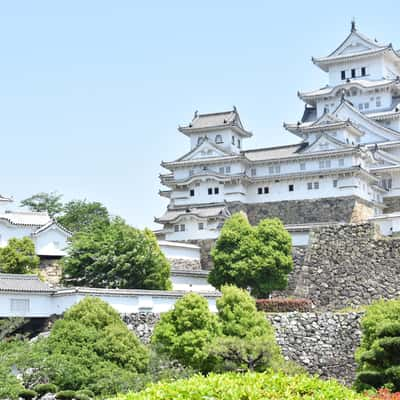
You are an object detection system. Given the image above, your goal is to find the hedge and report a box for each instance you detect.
[115,371,368,400]
[256,297,313,312]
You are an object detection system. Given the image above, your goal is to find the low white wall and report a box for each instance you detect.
[369,213,400,236]
[158,240,200,260]
[0,289,219,318]
[171,274,216,292]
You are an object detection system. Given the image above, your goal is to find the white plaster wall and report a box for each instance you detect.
[171,275,216,292]
[0,291,219,317]
[165,218,219,241]
[189,128,243,154]
[158,241,200,260]
[290,231,310,246]
[34,228,69,257]
[0,224,35,246]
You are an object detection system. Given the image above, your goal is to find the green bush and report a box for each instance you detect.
[75,389,94,398]
[116,371,368,400]
[34,383,58,395]
[18,389,38,400]
[355,299,400,391]
[151,292,220,373]
[55,390,77,399]
[74,393,90,400]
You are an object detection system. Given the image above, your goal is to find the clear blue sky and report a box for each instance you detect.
[1,0,399,228]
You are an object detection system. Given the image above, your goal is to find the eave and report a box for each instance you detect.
[178,124,252,138]
[161,154,244,170]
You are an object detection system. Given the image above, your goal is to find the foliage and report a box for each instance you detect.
[20,191,63,217]
[209,213,293,298]
[0,317,26,340]
[62,218,171,290]
[0,237,40,274]
[209,285,282,372]
[256,297,313,313]
[57,199,110,232]
[55,390,77,399]
[18,389,37,400]
[151,292,220,373]
[355,299,400,392]
[34,383,58,395]
[116,371,369,400]
[0,364,24,400]
[76,389,95,399]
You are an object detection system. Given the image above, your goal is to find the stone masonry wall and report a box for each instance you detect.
[384,196,400,214]
[39,257,63,286]
[293,223,400,310]
[227,196,375,225]
[121,311,362,384]
[268,312,362,384]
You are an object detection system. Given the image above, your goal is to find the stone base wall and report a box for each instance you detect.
[268,312,362,384]
[121,311,362,384]
[168,258,201,271]
[227,196,375,225]
[384,196,400,214]
[39,257,63,285]
[292,223,400,310]
[185,239,216,270]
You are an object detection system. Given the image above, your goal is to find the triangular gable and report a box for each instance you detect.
[33,220,72,237]
[300,134,350,154]
[327,29,387,58]
[373,149,400,166]
[310,112,341,127]
[333,100,400,142]
[176,138,233,162]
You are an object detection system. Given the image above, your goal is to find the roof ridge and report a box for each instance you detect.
[243,143,303,153]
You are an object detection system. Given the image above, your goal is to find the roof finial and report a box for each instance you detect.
[351,18,356,32]
[233,105,237,112]
[194,110,198,118]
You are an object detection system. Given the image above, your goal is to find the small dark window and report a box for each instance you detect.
[190,189,195,197]
[174,225,179,232]
[257,187,263,195]
[214,187,219,194]
[264,187,269,194]
[215,134,223,144]
[341,70,346,80]
[361,67,366,76]
[208,188,213,195]
[289,184,294,192]
[237,139,241,148]
[198,223,204,230]
[180,224,185,232]
[232,136,235,145]
[351,68,356,78]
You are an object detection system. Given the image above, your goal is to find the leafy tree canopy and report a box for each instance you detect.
[20,192,63,217]
[209,213,293,298]
[62,218,171,290]
[355,299,400,392]
[209,285,282,372]
[0,237,40,274]
[31,297,148,395]
[57,200,110,232]
[151,292,220,373]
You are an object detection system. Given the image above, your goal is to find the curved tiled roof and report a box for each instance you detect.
[0,273,55,293]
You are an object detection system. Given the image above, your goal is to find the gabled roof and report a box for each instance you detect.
[0,273,55,293]
[312,23,399,71]
[178,107,252,137]
[0,211,51,227]
[32,220,72,237]
[243,143,307,161]
[165,137,234,164]
[0,195,13,203]
[155,205,230,224]
[298,78,399,105]
[299,133,352,154]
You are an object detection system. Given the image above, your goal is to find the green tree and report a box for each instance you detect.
[151,293,220,373]
[0,237,40,274]
[355,298,400,392]
[209,285,282,372]
[209,213,293,298]
[62,218,171,290]
[20,192,63,217]
[57,200,110,232]
[32,297,148,395]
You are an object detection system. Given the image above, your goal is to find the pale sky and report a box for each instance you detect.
[1,0,399,228]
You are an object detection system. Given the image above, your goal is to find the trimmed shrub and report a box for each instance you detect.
[116,371,368,400]
[56,390,76,400]
[76,389,94,398]
[74,393,90,400]
[18,389,37,400]
[256,297,313,312]
[34,383,58,395]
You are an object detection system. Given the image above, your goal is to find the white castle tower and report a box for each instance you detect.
[156,22,400,242]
